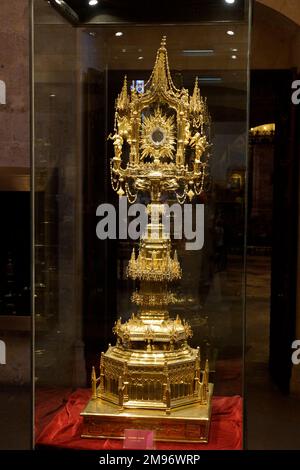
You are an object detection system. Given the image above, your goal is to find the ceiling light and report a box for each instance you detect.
[231,48,238,52]
[138,56,143,60]
[115,32,123,37]
[198,77,222,83]
[231,55,237,59]
[227,30,235,36]
[182,49,214,56]
[50,94,56,98]
[225,0,235,4]
[122,48,126,53]
[89,0,98,5]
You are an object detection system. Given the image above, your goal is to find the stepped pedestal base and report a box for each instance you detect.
[81,384,213,443]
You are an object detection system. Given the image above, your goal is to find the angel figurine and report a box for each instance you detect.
[190,132,208,161]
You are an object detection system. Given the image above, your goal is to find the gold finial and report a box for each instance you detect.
[130,248,135,261]
[117,75,129,111]
[117,186,124,197]
[161,36,167,47]
[189,76,211,130]
[91,366,97,400]
[197,346,201,366]
[190,77,201,110]
[203,359,209,389]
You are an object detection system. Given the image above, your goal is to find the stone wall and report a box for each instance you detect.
[252,2,300,70]
[0,0,30,387]
[0,0,300,170]
[0,0,30,168]
[258,0,300,27]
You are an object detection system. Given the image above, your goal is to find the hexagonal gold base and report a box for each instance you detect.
[81,384,213,443]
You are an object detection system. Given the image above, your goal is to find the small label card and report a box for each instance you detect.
[123,429,155,449]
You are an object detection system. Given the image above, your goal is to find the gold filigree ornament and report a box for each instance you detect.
[109,35,211,204]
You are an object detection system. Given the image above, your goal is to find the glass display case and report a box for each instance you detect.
[33,0,250,449]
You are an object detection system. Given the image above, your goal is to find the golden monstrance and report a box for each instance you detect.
[81,37,213,443]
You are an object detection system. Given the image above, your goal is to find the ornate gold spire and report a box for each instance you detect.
[190,77,201,114]
[145,36,180,95]
[190,77,210,130]
[116,75,129,111]
[91,366,97,400]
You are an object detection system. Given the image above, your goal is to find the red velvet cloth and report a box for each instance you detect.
[36,389,242,450]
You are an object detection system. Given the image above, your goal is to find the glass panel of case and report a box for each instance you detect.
[33,0,250,448]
